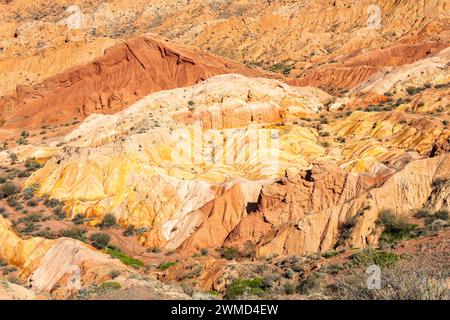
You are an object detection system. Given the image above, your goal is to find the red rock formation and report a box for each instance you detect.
[0,35,267,129]
[175,163,378,254]
[177,184,248,254]
[256,154,450,257]
[290,42,449,93]
[174,155,449,257]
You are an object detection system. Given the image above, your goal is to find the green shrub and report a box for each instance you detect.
[262,274,280,289]
[53,206,66,220]
[60,228,87,242]
[365,105,382,112]
[159,261,177,271]
[148,247,161,253]
[0,207,9,218]
[349,248,399,268]
[26,199,38,207]
[284,268,295,279]
[23,184,39,200]
[16,137,28,145]
[18,213,42,223]
[180,282,195,296]
[219,247,240,260]
[435,210,449,221]
[98,281,121,292]
[406,86,417,95]
[298,272,321,295]
[72,214,86,225]
[224,278,265,299]
[108,270,121,279]
[99,213,117,229]
[378,210,417,243]
[6,196,19,208]
[24,158,42,171]
[9,153,18,164]
[90,232,111,249]
[165,250,175,256]
[321,250,340,259]
[17,171,31,178]
[44,198,61,208]
[34,229,58,239]
[19,222,40,234]
[414,209,431,218]
[284,282,296,295]
[432,178,449,190]
[2,266,17,275]
[425,210,449,225]
[0,182,19,198]
[105,247,144,269]
[321,263,345,275]
[268,62,292,76]
[434,82,449,89]
[123,225,135,236]
[136,226,149,235]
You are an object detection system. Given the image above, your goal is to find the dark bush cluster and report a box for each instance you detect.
[219,247,241,260]
[60,227,87,242]
[99,213,117,229]
[377,210,417,244]
[0,182,19,199]
[90,232,111,249]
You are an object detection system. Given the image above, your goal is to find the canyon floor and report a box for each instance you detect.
[0,0,449,300]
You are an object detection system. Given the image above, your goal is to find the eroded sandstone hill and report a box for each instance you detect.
[1,0,448,94]
[0,0,448,137]
[0,0,448,300]
[6,74,446,258]
[1,1,448,114]
[21,75,328,248]
[0,214,189,299]
[3,0,448,64]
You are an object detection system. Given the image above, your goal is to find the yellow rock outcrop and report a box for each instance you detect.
[23,75,328,249]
